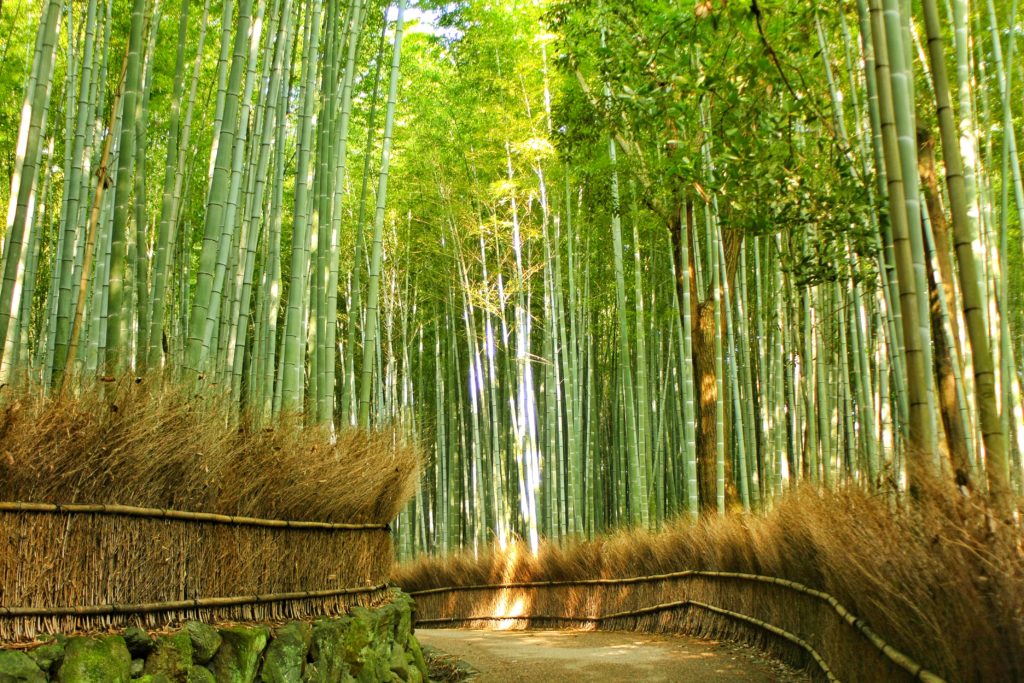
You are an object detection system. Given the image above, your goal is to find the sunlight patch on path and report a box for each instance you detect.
[417,628,810,682]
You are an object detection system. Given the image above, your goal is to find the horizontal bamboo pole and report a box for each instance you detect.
[408,569,945,683]
[684,600,839,683]
[407,571,697,596]
[0,501,390,531]
[0,584,390,618]
[417,598,838,681]
[417,614,601,625]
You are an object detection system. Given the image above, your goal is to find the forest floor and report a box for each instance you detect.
[417,628,810,682]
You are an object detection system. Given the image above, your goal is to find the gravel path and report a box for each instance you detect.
[417,628,810,682]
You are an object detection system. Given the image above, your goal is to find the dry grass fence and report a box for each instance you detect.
[0,380,421,641]
[395,484,1024,682]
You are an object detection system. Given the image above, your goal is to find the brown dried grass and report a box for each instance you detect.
[394,483,1024,682]
[0,379,421,641]
[0,511,393,640]
[0,379,420,524]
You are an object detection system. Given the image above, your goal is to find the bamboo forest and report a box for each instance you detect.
[3,0,1024,534]
[3,0,1024,679]
[4,0,1024,541]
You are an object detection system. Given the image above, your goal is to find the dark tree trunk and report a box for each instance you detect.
[918,128,972,489]
[668,199,742,513]
[694,299,719,511]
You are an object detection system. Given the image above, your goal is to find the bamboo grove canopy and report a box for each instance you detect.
[0,0,1022,557]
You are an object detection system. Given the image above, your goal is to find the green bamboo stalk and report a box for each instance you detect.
[0,0,62,377]
[280,0,323,409]
[359,0,406,427]
[921,0,1011,509]
[186,0,253,378]
[103,0,147,376]
[51,0,99,382]
[868,0,936,477]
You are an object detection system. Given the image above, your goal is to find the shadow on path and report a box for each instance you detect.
[417,628,810,682]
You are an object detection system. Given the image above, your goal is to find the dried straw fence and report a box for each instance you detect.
[0,502,393,641]
[408,570,946,683]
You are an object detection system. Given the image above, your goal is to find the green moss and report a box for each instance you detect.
[143,632,193,682]
[406,637,428,681]
[131,659,145,678]
[391,594,413,647]
[185,666,215,683]
[0,650,46,683]
[57,636,131,683]
[208,626,268,683]
[183,623,221,665]
[304,619,350,683]
[124,628,155,659]
[134,675,172,683]
[345,608,396,683]
[26,635,65,675]
[261,622,312,683]
[388,645,410,682]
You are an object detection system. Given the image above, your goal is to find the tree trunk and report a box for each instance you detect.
[668,200,741,513]
[918,128,972,488]
[693,299,718,512]
[920,0,1009,511]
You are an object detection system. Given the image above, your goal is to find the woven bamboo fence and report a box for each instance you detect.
[408,571,945,683]
[0,502,392,641]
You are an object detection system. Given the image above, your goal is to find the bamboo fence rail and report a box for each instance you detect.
[418,599,840,682]
[407,570,945,683]
[0,502,393,640]
[0,501,391,530]
[0,584,390,617]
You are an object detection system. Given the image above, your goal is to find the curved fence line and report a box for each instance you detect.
[408,570,944,683]
[418,599,838,682]
[0,584,390,617]
[0,501,390,531]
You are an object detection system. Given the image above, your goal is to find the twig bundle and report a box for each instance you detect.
[0,381,420,523]
[0,382,421,641]
[0,510,391,640]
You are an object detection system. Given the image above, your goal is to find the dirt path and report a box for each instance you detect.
[417,628,810,682]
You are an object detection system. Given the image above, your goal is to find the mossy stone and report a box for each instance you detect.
[124,628,156,658]
[406,637,428,681]
[390,594,413,647]
[260,622,312,683]
[388,645,409,682]
[27,635,65,674]
[57,636,131,683]
[304,618,350,683]
[350,609,393,683]
[131,658,145,678]
[143,631,193,682]
[0,650,46,683]
[134,675,172,683]
[184,623,221,665]
[360,604,396,646]
[339,613,382,683]
[208,626,268,683]
[186,666,215,683]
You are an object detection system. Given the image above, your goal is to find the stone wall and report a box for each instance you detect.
[0,592,428,683]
